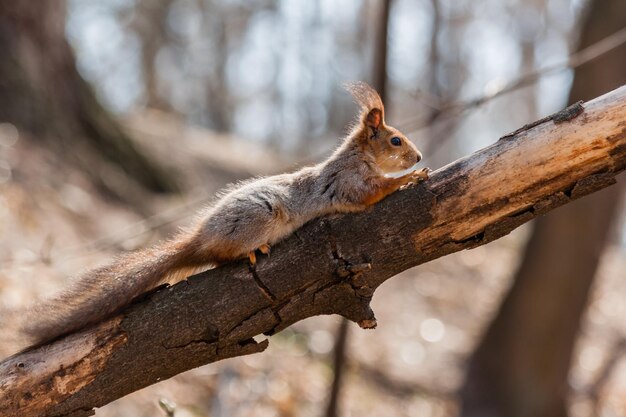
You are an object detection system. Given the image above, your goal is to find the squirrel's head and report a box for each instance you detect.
[345,81,422,174]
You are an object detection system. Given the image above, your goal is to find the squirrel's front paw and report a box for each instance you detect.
[400,167,431,190]
[413,167,431,180]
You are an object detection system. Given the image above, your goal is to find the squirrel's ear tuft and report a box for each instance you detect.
[344,81,385,130]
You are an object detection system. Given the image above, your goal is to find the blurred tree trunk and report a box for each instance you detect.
[0,0,177,196]
[325,2,391,417]
[132,0,174,111]
[422,0,469,164]
[199,0,232,133]
[459,1,626,416]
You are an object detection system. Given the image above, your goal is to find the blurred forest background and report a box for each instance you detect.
[1,0,626,416]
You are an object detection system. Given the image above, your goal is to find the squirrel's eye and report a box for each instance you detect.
[390,137,402,146]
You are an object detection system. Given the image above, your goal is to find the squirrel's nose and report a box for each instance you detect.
[415,151,422,163]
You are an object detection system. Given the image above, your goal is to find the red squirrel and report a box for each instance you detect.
[20,82,429,347]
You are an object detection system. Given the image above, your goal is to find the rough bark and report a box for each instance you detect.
[459,1,626,416]
[0,1,178,196]
[1,86,626,417]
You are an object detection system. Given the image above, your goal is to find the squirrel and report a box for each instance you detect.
[18,82,430,348]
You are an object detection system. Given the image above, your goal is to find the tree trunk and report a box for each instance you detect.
[459,1,626,416]
[2,85,626,417]
[0,1,178,196]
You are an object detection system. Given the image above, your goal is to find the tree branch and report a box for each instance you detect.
[2,86,626,417]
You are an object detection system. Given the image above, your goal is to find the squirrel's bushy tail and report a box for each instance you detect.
[21,234,203,348]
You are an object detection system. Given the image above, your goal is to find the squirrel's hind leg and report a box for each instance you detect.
[248,243,271,266]
[258,244,271,256]
[248,251,257,265]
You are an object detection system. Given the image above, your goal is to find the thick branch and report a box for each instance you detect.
[2,86,626,417]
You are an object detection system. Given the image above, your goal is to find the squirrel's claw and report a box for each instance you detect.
[259,244,271,257]
[248,251,257,265]
[249,245,270,265]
